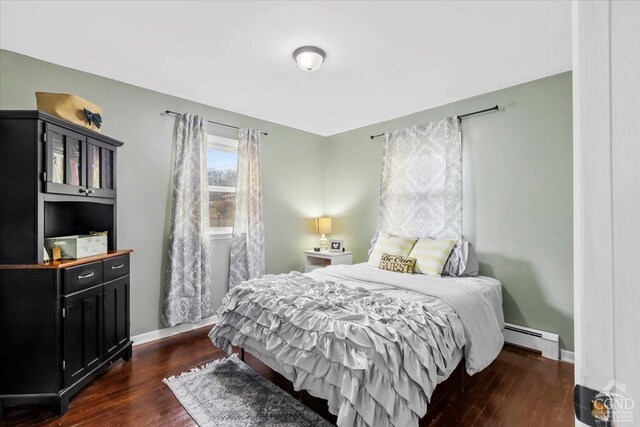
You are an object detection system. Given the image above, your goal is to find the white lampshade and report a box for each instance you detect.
[293,46,326,72]
[317,217,332,235]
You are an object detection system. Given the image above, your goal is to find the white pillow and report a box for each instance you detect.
[409,238,456,276]
[443,241,479,277]
[368,231,379,256]
[368,233,416,267]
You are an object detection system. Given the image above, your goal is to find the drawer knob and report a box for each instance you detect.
[111,264,124,270]
[77,272,95,280]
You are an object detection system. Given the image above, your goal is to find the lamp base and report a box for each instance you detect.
[319,234,328,251]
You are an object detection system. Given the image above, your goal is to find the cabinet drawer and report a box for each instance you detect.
[64,261,103,294]
[103,255,129,282]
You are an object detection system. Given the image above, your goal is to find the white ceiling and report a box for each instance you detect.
[0,1,571,136]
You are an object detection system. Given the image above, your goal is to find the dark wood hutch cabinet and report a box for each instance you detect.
[0,111,133,416]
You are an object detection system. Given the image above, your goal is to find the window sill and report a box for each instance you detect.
[210,233,232,240]
[210,228,232,240]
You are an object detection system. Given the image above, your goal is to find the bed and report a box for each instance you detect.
[209,263,504,427]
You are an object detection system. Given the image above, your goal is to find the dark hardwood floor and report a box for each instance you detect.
[1,326,575,426]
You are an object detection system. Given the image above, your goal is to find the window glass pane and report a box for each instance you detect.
[207,149,237,187]
[52,136,65,184]
[103,150,113,190]
[208,146,237,230]
[68,141,81,186]
[88,145,101,188]
[209,191,235,228]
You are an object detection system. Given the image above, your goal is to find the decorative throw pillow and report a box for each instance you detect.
[378,253,416,274]
[409,238,457,276]
[368,233,416,267]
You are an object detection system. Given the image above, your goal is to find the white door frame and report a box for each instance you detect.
[572,1,640,425]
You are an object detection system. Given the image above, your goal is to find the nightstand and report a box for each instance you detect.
[304,250,353,273]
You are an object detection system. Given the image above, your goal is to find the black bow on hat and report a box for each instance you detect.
[83,108,102,129]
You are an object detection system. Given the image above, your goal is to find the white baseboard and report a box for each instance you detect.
[560,349,575,364]
[132,315,219,346]
[131,316,577,364]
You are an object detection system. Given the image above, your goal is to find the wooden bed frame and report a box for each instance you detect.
[238,347,467,426]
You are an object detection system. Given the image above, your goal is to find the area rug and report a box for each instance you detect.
[163,353,334,426]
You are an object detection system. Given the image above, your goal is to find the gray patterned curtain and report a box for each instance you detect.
[378,117,462,240]
[229,129,265,289]
[162,113,212,327]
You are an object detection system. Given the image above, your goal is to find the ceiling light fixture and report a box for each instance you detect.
[292,46,326,72]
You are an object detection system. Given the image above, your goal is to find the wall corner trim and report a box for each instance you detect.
[131,315,219,346]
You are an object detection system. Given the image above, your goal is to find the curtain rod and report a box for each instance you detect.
[163,110,268,136]
[369,105,499,140]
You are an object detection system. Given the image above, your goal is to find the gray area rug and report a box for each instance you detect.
[163,353,334,426]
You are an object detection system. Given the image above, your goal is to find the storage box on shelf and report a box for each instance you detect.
[44,234,108,260]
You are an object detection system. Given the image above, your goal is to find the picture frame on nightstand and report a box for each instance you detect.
[329,240,344,252]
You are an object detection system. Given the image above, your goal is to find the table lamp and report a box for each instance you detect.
[317,217,332,251]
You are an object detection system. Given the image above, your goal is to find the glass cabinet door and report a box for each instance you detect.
[86,139,116,198]
[44,123,86,196]
[43,125,116,198]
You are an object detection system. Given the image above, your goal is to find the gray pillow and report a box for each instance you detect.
[443,241,479,277]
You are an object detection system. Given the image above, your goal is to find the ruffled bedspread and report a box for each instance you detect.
[209,272,467,427]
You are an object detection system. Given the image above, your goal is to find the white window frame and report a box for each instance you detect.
[207,134,238,239]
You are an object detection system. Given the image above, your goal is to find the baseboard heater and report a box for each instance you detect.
[503,323,559,360]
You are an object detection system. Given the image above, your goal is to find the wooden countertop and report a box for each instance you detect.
[0,249,133,270]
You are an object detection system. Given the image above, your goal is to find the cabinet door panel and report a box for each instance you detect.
[103,276,130,358]
[86,138,116,198]
[44,123,87,196]
[63,284,103,387]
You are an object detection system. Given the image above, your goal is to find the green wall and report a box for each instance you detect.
[0,49,325,335]
[0,50,573,351]
[324,72,574,350]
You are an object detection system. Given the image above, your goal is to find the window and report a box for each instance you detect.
[207,135,238,237]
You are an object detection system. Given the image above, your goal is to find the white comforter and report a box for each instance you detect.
[209,264,504,427]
